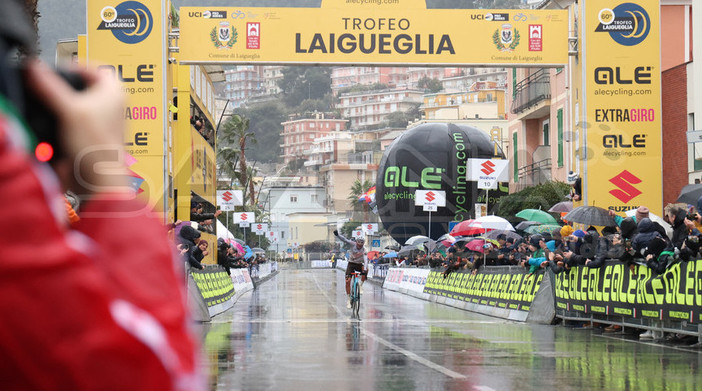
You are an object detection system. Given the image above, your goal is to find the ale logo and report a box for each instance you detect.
[98,1,153,44]
[609,170,642,203]
[595,3,651,46]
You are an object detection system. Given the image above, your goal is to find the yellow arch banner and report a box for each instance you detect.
[179,6,568,67]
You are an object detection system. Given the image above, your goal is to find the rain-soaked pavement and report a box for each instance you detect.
[199,268,702,391]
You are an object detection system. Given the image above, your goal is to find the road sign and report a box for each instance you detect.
[372,239,380,248]
[217,190,243,211]
[467,159,509,189]
[253,223,268,235]
[415,190,446,211]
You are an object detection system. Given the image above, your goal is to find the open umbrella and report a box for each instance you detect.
[485,229,522,241]
[548,201,574,213]
[453,237,480,249]
[516,209,558,224]
[563,206,617,227]
[383,251,398,258]
[226,240,244,254]
[515,221,541,231]
[437,233,456,243]
[229,237,246,246]
[465,239,486,253]
[367,251,381,260]
[405,235,431,246]
[450,220,484,236]
[251,247,265,254]
[474,215,515,231]
[676,184,702,205]
[524,224,562,235]
[398,245,416,257]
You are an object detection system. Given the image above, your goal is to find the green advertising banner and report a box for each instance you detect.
[554,260,702,323]
[424,270,542,312]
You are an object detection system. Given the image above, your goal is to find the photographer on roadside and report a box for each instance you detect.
[0,1,203,388]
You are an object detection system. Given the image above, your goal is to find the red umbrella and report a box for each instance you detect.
[465,239,485,253]
[450,220,485,236]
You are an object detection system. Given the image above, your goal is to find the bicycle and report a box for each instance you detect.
[349,271,362,319]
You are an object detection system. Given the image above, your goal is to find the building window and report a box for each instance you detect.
[290,195,298,203]
[311,194,318,203]
[542,120,550,146]
[557,109,564,167]
[513,131,518,183]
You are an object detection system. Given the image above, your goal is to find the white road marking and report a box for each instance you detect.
[361,328,467,379]
[309,272,468,380]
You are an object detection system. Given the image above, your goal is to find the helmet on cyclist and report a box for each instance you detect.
[356,238,365,245]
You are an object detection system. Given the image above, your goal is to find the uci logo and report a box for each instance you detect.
[99,1,153,44]
[595,3,650,46]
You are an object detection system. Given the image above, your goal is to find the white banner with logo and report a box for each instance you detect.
[362,223,378,235]
[217,190,244,211]
[234,212,255,226]
[466,158,509,189]
[253,223,268,235]
[230,268,254,297]
[398,268,431,294]
[415,190,446,212]
[267,231,278,242]
[383,268,404,291]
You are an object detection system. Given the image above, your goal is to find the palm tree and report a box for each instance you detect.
[348,179,375,221]
[217,146,239,188]
[219,114,256,204]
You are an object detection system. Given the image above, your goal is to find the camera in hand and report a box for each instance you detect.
[22,67,86,162]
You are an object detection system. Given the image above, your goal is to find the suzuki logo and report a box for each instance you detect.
[367,224,372,229]
[241,213,248,221]
[222,191,233,202]
[425,191,436,202]
[481,161,495,175]
[609,170,642,203]
[257,224,262,230]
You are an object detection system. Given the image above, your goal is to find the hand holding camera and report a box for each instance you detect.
[25,61,129,194]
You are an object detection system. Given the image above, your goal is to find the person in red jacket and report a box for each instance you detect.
[0,2,204,389]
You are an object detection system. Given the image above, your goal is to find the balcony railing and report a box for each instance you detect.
[511,69,551,114]
[515,158,552,191]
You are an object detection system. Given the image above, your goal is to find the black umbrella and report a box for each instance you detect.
[398,245,416,257]
[485,229,523,241]
[563,206,616,227]
[548,201,573,213]
[676,184,702,205]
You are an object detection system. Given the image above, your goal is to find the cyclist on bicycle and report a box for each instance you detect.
[333,230,367,309]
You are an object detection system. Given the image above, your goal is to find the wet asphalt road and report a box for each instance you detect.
[199,268,702,391]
